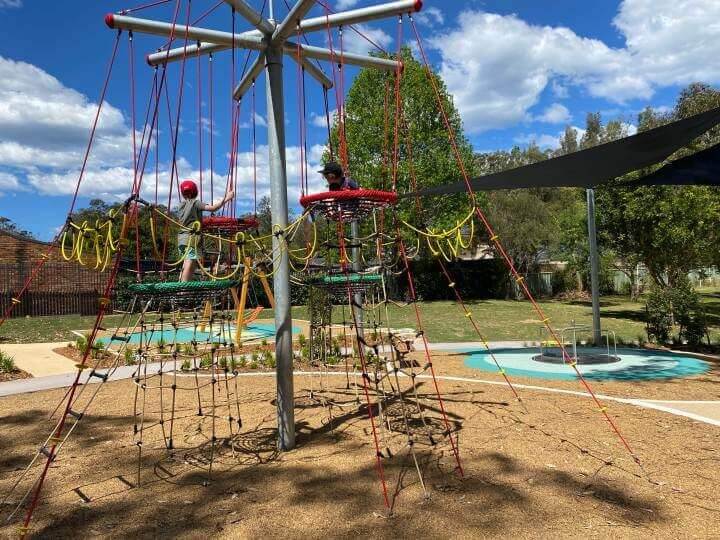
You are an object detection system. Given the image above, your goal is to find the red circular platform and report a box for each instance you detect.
[299,189,397,222]
[202,216,259,234]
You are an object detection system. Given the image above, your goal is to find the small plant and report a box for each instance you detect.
[157,337,167,350]
[0,350,17,373]
[326,355,339,366]
[261,338,269,350]
[263,350,275,368]
[124,346,136,366]
[249,359,259,370]
[229,357,237,371]
[200,353,213,369]
[219,356,228,370]
[75,334,89,355]
[251,351,260,365]
[181,359,191,371]
[237,355,248,368]
[93,339,105,359]
[298,334,307,347]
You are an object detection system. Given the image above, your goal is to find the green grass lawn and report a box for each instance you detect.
[1,289,718,345]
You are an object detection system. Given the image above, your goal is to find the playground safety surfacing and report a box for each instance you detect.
[464,347,710,381]
[2,351,720,538]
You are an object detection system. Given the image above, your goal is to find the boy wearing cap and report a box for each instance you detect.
[318,161,358,191]
[177,180,235,282]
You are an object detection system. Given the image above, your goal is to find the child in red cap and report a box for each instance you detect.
[177,180,234,281]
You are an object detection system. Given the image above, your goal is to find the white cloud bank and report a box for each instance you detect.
[0,55,326,210]
[427,0,720,133]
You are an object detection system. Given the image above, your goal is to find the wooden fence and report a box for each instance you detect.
[0,291,107,317]
[0,263,112,318]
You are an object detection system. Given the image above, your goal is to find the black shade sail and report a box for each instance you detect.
[409,105,720,197]
[620,142,720,188]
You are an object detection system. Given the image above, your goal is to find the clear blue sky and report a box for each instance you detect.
[0,0,717,239]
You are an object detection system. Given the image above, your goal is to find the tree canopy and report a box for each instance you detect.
[326,47,478,229]
[596,83,720,287]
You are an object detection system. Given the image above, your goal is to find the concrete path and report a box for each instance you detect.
[0,342,77,377]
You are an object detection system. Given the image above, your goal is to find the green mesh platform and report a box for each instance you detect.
[306,273,382,295]
[317,273,382,285]
[126,280,240,309]
[127,279,239,295]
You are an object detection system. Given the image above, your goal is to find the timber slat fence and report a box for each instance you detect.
[0,262,112,318]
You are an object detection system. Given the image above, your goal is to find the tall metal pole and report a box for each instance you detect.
[266,43,295,450]
[586,188,602,345]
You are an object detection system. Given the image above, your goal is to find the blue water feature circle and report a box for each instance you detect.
[122,322,300,345]
[463,347,710,381]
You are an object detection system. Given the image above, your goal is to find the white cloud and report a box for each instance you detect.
[513,133,560,150]
[335,0,360,9]
[551,79,569,99]
[415,7,444,26]
[622,122,638,136]
[0,56,134,173]
[534,103,571,124]
[25,144,329,214]
[0,0,22,8]
[427,0,720,133]
[340,24,392,55]
[613,0,720,87]
[309,109,338,128]
[0,171,22,195]
[239,112,267,129]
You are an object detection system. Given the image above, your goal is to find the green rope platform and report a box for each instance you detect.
[306,273,382,295]
[128,279,240,295]
[126,280,240,307]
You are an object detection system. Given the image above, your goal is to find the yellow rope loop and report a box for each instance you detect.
[288,220,317,262]
[60,230,73,261]
[196,248,243,280]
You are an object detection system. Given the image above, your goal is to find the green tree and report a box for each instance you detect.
[70,198,175,262]
[0,216,34,239]
[596,83,720,287]
[327,47,478,230]
[475,143,586,284]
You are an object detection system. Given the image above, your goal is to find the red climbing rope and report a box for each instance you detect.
[408,15,639,462]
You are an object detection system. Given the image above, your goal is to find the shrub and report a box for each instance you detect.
[682,312,709,347]
[0,350,16,373]
[645,279,709,347]
[219,356,228,370]
[551,268,577,296]
[181,359,191,371]
[645,286,673,343]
